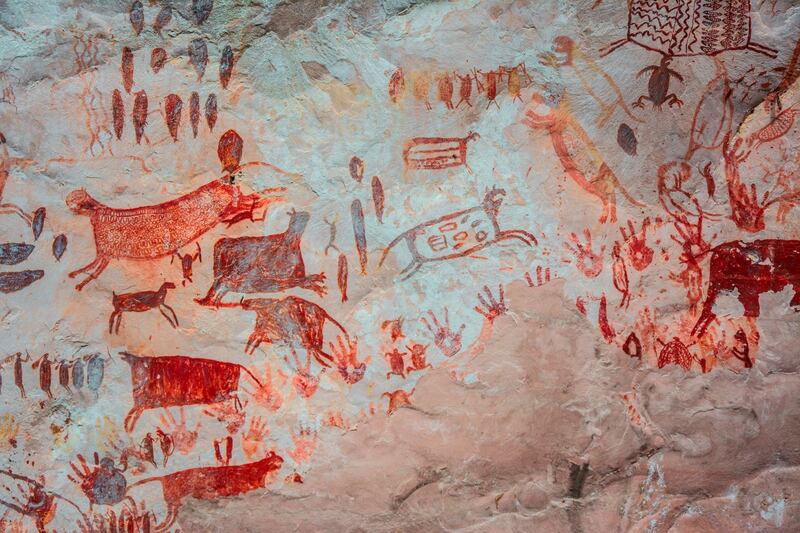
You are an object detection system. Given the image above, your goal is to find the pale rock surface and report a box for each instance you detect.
[0,0,798,531]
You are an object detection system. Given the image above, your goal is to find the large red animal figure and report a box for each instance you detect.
[692,240,800,337]
[121,352,262,432]
[66,179,270,290]
[127,452,283,531]
[66,130,288,290]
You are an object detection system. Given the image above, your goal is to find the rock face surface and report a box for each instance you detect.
[0,0,798,531]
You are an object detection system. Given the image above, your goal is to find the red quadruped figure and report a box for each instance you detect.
[120,352,265,432]
[691,239,800,338]
[66,130,290,290]
[126,452,283,531]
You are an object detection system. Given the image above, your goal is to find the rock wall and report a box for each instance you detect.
[0,0,798,531]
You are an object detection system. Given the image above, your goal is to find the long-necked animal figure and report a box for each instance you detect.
[524,91,644,223]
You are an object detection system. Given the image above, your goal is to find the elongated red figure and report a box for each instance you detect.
[164,94,182,142]
[121,47,134,94]
[132,90,148,144]
[112,89,124,140]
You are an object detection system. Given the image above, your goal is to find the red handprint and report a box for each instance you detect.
[240,365,282,411]
[421,308,465,358]
[288,425,318,464]
[524,265,552,287]
[287,347,320,399]
[564,230,604,278]
[474,284,507,322]
[619,218,653,271]
[157,407,200,455]
[241,416,268,461]
[329,335,367,385]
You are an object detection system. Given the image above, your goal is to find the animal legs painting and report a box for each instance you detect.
[1,1,799,531]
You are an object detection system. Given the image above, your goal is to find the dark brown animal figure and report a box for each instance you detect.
[109,282,178,334]
[692,239,800,337]
[210,296,349,365]
[197,210,325,305]
[172,243,201,286]
[379,187,537,280]
[633,56,684,110]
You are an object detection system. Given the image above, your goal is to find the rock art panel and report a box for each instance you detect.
[0,0,798,531]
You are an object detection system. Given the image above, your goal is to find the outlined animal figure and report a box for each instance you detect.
[110,282,178,334]
[378,187,537,280]
[204,296,350,365]
[524,91,644,223]
[197,209,325,306]
[691,239,800,337]
[172,243,201,286]
[66,130,291,291]
[633,56,684,110]
[120,352,264,432]
[599,0,777,59]
[127,452,283,532]
[66,178,273,290]
[403,132,479,172]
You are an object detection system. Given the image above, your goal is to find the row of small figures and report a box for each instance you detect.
[0,352,106,399]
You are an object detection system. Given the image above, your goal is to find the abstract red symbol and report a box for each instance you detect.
[403,132,479,171]
[600,0,777,58]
